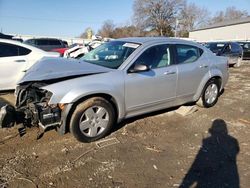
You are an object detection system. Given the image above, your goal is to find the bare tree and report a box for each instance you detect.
[177,3,210,37]
[112,25,142,38]
[211,6,249,24]
[97,20,115,38]
[133,0,185,36]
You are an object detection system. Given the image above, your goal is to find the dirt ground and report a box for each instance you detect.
[0,62,250,188]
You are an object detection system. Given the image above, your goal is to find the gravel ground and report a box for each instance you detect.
[0,61,250,188]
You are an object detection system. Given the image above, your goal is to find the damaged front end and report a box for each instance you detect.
[0,82,62,135]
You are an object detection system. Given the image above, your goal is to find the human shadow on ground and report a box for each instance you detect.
[180,119,240,188]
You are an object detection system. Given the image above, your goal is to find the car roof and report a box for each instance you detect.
[206,42,227,44]
[27,38,62,41]
[0,38,46,52]
[114,37,198,45]
[238,41,250,44]
[206,41,240,45]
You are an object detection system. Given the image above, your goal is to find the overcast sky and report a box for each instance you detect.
[0,0,249,37]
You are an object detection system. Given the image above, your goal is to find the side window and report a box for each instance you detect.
[0,43,19,57]
[241,43,246,49]
[37,39,49,45]
[18,46,31,56]
[176,44,200,64]
[49,40,61,45]
[245,43,250,49]
[134,44,172,69]
[224,44,231,53]
[199,48,204,56]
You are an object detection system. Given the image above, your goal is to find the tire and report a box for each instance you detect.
[197,79,220,108]
[70,97,115,142]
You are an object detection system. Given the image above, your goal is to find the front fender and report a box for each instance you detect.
[47,83,125,122]
[59,84,118,103]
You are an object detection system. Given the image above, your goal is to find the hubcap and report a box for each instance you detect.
[79,106,109,137]
[204,83,218,104]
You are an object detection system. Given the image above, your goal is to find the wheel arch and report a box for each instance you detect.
[194,74,222,102]
[59,93,120,135]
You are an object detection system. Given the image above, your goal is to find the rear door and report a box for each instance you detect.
[174,44,209,101]
[0,42,31,90]
[125,44,177,116]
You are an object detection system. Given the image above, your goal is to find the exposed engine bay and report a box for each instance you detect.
[0,82,62,136]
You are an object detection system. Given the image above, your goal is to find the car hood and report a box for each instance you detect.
[18,57,112,84]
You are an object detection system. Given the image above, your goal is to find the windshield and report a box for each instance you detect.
[205,43,225,53]
[81,41,140,69]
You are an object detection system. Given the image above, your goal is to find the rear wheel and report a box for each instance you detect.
[70,97,115,142]
[197,79,220,108]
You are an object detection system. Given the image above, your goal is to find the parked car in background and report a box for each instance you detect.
[24,38,67,51]
[63,43,88,59]
[64,40,105,59]
[0,39,60,91]
[51,47,68,57]
[12,38,23,43]
[0,37,229,143]
[62,40,68,47]
[0,32,13,39]
[205,42,243,67]
[238,42,250,60]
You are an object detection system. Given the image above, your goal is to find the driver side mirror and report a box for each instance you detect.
[128,63,150,73]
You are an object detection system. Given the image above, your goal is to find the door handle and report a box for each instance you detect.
[15,59,26,63]
[199,65,208,68]
[164,71,176,75]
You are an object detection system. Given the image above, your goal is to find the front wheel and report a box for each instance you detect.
[197,79,220,108]
[70,97,115,142]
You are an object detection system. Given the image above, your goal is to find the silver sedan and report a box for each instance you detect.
[1,37,229,142]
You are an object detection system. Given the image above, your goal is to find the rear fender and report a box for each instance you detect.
[193,70,222,101]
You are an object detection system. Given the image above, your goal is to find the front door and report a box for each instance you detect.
[125,44,177,116]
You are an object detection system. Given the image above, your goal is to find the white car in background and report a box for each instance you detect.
[0,39,60,91]
[64,39,113,59]
[63,43,89,59]
[64,41,105,59]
